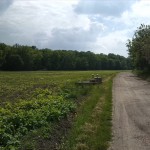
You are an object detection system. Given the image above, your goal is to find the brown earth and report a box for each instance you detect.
[35,115,74,150]
[109,72,150,150]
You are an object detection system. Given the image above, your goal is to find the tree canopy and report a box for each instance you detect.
[0,43,131,71]
[126,24,150,72]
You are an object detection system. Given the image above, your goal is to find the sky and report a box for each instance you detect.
[0,0,150,57]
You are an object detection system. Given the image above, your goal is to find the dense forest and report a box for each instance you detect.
[127,24,150,73]
[0,43,131,71]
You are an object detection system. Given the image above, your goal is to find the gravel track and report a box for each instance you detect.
[109,72,150,150]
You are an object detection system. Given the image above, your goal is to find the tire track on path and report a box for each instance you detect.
[109,72,150,150]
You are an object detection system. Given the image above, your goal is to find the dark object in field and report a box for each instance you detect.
[76,74,102,85]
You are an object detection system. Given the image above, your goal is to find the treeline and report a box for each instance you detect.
[0,43,131,71]
[126,24,150,73]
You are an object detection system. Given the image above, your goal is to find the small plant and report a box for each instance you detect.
[0,89,76,149]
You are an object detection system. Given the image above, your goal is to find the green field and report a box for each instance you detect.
[0,71,119,150]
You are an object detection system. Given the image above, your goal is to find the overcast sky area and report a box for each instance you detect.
[0,0,150,57]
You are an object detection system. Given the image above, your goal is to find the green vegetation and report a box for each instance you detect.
[0,91,76,149]
[0,71,119,149]
[126,24,150,74]
[63,72,115,150]
[0,43,131,71]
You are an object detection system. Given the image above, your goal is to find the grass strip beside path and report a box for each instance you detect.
[63,73,116,150]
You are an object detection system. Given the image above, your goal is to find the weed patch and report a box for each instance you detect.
[0,71,119,149]
[63,73,116,150]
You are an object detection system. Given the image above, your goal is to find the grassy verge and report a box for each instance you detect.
[63,73,116,150]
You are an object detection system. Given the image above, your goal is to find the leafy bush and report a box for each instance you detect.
[0,89,76,149]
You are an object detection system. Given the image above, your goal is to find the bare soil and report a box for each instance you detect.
[35,114,74,150]
[109,72,150,150]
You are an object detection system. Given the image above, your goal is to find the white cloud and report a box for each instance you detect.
[132,0,150,18]
[74,0,135,17]
[96,30,130,57]
[121,0,150,27]
[0,0,89,45]
[45,21,105,50]
[0,0,14,14]
[0,0,150,57]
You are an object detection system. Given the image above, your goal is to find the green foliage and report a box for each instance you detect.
[63,72,117,150]
[127,24,150,71]
[0,43,131,71]
[3,54,24,71]
[0,89,76,149]
[0,70,119,149]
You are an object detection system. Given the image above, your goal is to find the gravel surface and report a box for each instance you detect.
[109,72,150,150]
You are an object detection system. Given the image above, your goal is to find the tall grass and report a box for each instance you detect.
[63,72,116,150]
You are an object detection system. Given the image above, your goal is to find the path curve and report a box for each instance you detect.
[109,72,150,150]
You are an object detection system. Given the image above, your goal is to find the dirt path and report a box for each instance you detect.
[109,72,150,150]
